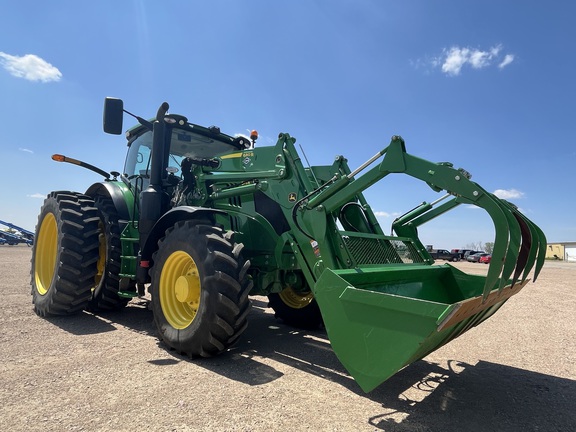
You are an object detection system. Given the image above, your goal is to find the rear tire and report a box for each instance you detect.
[30,192,100,316]
[150,220,252,357]
[268,285,323,329]
[87,195,133,311]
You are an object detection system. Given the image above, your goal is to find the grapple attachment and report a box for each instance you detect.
[308,137,546,392]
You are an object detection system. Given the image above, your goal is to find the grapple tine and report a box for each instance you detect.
[532,223,547,281]
[473,189,547,300]
[475,191,515,300]
[495,198,522,290]
[500,200,547,283]
[510,210,532,286]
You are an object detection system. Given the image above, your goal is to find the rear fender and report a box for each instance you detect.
[85,181,135,222]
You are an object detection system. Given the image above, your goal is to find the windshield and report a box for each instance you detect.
[123,127,240,179]
[124,131,153,179]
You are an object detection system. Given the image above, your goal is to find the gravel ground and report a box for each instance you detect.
[1,245,574,432]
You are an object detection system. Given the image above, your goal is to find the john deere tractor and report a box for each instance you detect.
[31,98,546,392]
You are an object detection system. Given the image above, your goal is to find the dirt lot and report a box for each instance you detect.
[0,245,574,432]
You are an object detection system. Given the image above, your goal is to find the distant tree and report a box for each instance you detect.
[465,241,484,251]
[484,242,494,254]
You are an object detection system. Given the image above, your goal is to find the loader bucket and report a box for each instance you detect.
[313,264,531,392]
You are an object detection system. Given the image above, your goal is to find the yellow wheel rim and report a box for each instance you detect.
[94,221,106,289]
[279,286,314,309]
[34,213,58,295]
[159,251,201,329]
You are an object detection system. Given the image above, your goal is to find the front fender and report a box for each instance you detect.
[140,206,227,261]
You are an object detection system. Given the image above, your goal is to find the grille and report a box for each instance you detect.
[341,235,425,265]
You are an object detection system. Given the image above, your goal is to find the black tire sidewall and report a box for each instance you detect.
[151,230,211,351]
[31,196,61,312]
[150,220,251,356]
[30,192,100,316]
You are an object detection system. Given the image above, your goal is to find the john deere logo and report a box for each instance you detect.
[288,193,297,202]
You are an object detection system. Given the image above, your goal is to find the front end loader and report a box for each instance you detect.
[30,98,546,392]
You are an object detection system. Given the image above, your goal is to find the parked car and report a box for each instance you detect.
[479,254,492,264]
[430,249,460,262]
[451,249,473,260]
[463,250,484,260]
[467,252,489,263]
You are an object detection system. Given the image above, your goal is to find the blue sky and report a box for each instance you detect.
[1,1,574,249]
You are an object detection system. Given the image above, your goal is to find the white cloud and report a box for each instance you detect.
[493,188,524,200]
[469,47,495,69]
[373,211,402,218]
[432,44,514,76]
[374,211,392,217]
[442,47,470,75]
[0,52,62,82]
[27,193,45,199]
[19,148,34,154]
[499,54,515,69]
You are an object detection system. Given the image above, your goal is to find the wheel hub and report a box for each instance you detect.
[159,250,202,329]
[279,286,314,309]
[34,212,58,295]
[175,274,200,303]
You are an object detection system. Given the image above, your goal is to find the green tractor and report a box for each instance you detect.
[31,98,546,392]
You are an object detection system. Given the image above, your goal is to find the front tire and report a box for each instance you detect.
[150,220,252,357]
[31,192,100,316]
[268,284,323,329]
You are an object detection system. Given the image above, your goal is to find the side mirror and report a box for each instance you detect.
[103,97,124,135]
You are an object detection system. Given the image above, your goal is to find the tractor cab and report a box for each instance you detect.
[122,124,249,206]
[103,94,254,203]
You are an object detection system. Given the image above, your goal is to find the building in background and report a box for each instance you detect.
[546,242,576,262]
